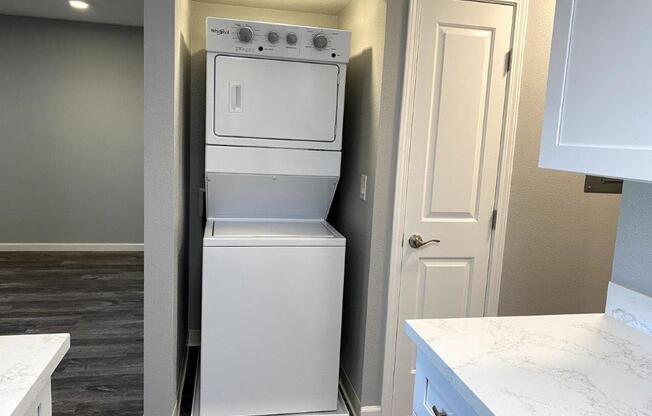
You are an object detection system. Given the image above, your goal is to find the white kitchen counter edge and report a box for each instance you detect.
[1,334,70,416]
[405,322,494,416]
[605,281,652,336]
[17,335,69,416]
[404,283,652,416]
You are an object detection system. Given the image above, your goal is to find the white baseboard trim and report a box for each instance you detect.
[173,336,192,416]
[360,405,381,416]
[191,355,201,416]
[339,367,381,416]
[339,367,360,416]
[0,243,144,252]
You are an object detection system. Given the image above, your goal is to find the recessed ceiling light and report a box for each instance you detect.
[69,0,89,10]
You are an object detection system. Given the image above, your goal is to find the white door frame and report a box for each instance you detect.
[380,0,529,414]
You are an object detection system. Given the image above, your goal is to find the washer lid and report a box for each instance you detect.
[205,173,338,220]
[204,219,345,247]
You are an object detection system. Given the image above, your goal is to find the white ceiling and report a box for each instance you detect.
[0,0,143,27]
[197,0,351,16]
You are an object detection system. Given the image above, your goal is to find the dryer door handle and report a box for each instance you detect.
[229,80,243,113]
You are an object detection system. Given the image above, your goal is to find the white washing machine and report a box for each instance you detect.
[201,18,351,416]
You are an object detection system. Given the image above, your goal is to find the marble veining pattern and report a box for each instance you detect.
[606,281,652,336]
[407,314,652,415]
[0,333,70,416]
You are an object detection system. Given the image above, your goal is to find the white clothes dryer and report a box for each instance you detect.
[205,18,349,151]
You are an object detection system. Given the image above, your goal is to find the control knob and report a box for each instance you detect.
[286,32,298,45]
[237,26,254,43]
[268,30,280,44]
[313,34,328,50]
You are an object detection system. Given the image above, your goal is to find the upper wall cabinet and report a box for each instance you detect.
[540,0,652,182]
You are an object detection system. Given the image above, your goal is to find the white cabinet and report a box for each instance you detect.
[540,0,652,182]
[22,381,52,416]
[412,352,477,416]
[0,334,69,416]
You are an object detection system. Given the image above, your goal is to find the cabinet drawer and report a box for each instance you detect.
[413,351,477,416]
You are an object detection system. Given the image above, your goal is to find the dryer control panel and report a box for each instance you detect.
[206,18,351,64]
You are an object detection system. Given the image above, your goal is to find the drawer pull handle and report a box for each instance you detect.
[432,405,447,416]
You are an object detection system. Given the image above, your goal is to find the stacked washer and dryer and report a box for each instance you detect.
[200,18,351,416]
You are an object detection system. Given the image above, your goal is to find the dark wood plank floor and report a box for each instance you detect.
[0,252,143,415]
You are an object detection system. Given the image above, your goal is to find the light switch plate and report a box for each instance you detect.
[360,174,367,201]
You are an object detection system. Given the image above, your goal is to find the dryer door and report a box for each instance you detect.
[209,55,342,149]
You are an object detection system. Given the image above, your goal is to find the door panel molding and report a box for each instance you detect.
[380,0,529,415]
[423,23,494,221]
[417,259,474,318]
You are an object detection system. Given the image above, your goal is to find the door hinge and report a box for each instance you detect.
[505,50,513,73]
[491,209,498,230]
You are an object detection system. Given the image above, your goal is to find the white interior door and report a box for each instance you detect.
[391,1,514,415]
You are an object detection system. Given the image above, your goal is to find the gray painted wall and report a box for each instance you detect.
[143,0,190,414]
[330,0,383,407]
[612,181,652,296]
[360,0,408,406]
[0,15,143,244]
[330,0,407,408]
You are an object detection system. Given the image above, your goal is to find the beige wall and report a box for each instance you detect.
[498,0,621,316]
[191,1,338,26]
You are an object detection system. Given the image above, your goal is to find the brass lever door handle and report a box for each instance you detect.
[408,234,440,249]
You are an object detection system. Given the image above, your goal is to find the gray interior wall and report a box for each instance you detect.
[0,15,143,244]
[330,0,379,406]
[360,0,408,406]
[498,0,621,316]
[331,0,409,408]
[611,181,652,296]
[143,0,190,414]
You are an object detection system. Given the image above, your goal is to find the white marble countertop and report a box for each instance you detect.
[407,314,652,416]
[0,334,70,416]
